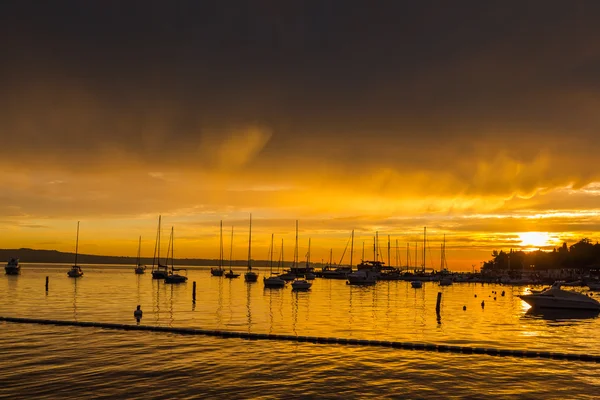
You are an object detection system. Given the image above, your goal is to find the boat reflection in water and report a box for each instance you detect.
[524,307,600,322]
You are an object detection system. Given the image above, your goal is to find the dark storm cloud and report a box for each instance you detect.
[1,0,600,196]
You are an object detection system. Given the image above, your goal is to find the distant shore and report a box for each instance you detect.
[0,248,313,268]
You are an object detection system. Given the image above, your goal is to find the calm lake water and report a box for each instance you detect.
[1,264,600,399]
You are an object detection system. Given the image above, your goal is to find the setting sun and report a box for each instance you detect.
[518,232,552,248]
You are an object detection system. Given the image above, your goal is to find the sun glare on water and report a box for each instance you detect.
[518,232,552,248]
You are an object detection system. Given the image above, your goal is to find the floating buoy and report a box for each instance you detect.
[463,306,466,311]
[501,291,505,297]
[481,301,485,308]
[134,305,143,319]
[474,294,477,298]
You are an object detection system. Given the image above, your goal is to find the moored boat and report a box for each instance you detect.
[264,235,286,288]
[134,236,146,274]
[67,221,84,278]
[211,221,225,277]
[151,216,169,280]
[291,279,312,290]
[224,226,240,278]
[5,258,20,275]
[244,214,258,282]
[164,227,187,284]
[519,282,600,310]
[290,222,312,291]
[411,281,423,288]
[347,269,377,285]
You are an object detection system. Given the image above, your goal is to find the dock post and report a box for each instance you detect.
[436,292,442,315]
[45,276,49,292]
[192,281,196,303]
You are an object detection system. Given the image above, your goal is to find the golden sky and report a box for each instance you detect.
[2,2,600,270]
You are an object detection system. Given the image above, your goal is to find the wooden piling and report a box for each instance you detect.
[436,292,442,315]
[45,276,49,292]
[192,281,196,302]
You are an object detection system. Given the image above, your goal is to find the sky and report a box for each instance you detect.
[2,1,600,270]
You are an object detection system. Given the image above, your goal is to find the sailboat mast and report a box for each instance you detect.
[158,216,161,263]
[137,236,141,266]
[415,242,418,271]
[350,229,354,268]
[294,220,298,268]
[306,238,311,267]
[423,227,426,273]
[395,239,399,269]
[270,233,274,274]
[219,221,223,270]
[280,239,284,271]
[247,214,252,270]
[74,221,80,266]
[229,226,234,269]
[362,241,365,262]
[171,227,174,270]
[373,235,376,262]
[387,235,391,267]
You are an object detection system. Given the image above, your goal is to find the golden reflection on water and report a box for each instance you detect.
[3,265,600,356]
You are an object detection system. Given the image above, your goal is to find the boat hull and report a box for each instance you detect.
[67,268,83,278]
[291,280,312,290]
[152,270,169,279]
[225,272,241,278]
[165,274,187,284]
[5,266,20,275]
[210,269,224,277]
[519,295,600,310]
[245,272,258,282]
[264,277,286,288]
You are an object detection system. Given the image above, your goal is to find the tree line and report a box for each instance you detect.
[482,238,600,273]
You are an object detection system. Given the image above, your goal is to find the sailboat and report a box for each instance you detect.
[67,221,84,278]
[164,227,188,284]
[264,234,285,288]
[151,215,169,279]
[211,221,225,277]
[438,234,453,286]
[304,238,316,280]
[225,226,240,278]
[321,230,353,279]
[134,236,146,274]
[291,221,312,290]
[244,214,258,282]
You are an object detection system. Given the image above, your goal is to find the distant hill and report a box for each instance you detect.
[0,248,250,266]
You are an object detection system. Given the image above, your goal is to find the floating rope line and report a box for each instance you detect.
[2,316,598,363]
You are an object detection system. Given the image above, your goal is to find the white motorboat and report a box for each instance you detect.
[411,281,423,288]
[519,282,600,310]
